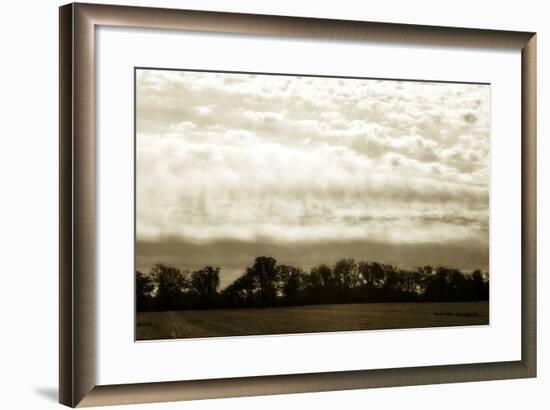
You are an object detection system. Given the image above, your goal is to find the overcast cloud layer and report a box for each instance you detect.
[136,69,490,280]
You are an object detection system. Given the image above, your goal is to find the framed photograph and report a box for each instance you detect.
[59,2,537,407]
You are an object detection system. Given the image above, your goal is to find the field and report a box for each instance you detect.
[136,301,489,340]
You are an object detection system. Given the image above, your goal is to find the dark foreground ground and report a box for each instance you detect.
[136,301,489,340]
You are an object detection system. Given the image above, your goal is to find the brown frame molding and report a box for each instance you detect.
[59,2,537,407]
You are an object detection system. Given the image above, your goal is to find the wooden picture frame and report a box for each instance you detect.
[59,2,537,407]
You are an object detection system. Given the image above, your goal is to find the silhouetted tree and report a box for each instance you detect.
[190,266,220,308]
[469,269,489,300]
[333,259,359,299]
[277,264,303,305]
[360,262,385,287]
[136,271,154,311]
[309,264,334,303]
[137,257,488,311]
[302,267,324,304]
[423,266,446,301]
[151,263,189,310]
[250,256,278,306]
[222,269,258,307]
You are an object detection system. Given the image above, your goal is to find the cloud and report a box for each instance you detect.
[136,69,490,273]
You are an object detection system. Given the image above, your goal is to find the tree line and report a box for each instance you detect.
[136,256,489,312]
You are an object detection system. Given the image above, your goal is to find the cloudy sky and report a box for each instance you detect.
[136,69,490,287]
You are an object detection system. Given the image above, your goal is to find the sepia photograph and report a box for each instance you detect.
[135,68,490,340]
